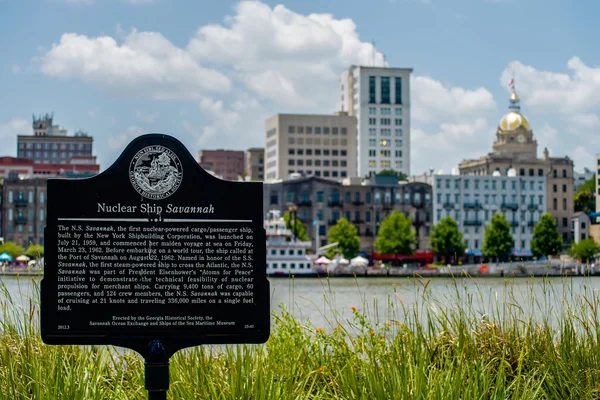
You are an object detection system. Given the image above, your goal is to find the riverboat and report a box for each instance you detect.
[265,210,316,277]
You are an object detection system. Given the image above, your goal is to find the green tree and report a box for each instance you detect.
[0,242,25,260]
[482,213,514,261]
[430,217,466,264]
[326,218,360,259]
[574,174,596,213]
[531,213,563,257]
[25,244,44,259]
[374,211,417,256]
[283,212,308,241]
[569,238,600,263]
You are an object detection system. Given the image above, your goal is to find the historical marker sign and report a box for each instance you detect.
[41,134,269,358]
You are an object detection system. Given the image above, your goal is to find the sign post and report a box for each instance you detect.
[40,134,269,398]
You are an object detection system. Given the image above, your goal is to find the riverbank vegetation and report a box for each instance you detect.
[2,277,600,398]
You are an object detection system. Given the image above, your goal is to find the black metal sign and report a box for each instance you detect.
[41,133,269,398]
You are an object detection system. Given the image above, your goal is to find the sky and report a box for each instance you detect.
[1,0,600,174]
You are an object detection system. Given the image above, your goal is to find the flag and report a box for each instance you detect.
[508,78,514,88]
[312,219,319,226]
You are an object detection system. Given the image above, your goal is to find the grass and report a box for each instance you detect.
[1,276,600,399]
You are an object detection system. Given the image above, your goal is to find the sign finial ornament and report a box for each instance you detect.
[129,145,183,200]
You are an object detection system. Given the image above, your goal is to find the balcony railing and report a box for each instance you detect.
[510,220,519,227]
[501,202,519,211]
[352,219,364,224]
[328,219,339,226]
[463,220,482,226]
[527,204,538,210]
[298,199,312,207]
[328,199,343,207]
[463,202,482,209]
[382,202,393,210]
[363,230,374,237]
[443,202,454,209]
[14,216,27,224]
[352,200,364,206]
[527,220,537,227]
[14,198,28,207]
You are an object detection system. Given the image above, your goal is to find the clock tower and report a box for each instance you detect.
[491,86,537,160]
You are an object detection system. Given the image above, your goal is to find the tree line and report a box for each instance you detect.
[302,211,599,264]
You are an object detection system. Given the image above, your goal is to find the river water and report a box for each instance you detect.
[2,275,599,331]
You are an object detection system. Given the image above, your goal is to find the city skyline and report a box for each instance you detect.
[1,0,599,174]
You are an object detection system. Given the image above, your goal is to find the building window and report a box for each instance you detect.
[553,170,557,178]
[380,139,390,147]
[366,192,371,204]
[288,126,295,134]
[395,150,402,157]
[563,198,567,210]
[369,118,377,125]
[553,184,557,192]
[369,107,376,115]
[369,128,376,136]
[381,129,391,137]
[381,108,391,115]
[563,169,567,178]
[395,140,403,147]
[369,76,376,103]
[380,118,391,125]
[395,77,402,104]
[369,150,376,157]
[315,127,321,134]
[395,129,402,137]
[553,198,557,210]
[395,118,402,126]
[519,168,525,176]
[341,127,347,135]
[562,184,567,193]
[562,217,568,228]
[538,169,543,176]
[381,77,390,104]
[368,160,376,167]
[369,139,376,146]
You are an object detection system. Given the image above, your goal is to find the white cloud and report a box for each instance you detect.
[11,64,21,73]
[501,57,600,114]
[185,92,264,150]
[40,30,231,100]
[0,119,30,156]
[187,1,385,109]
[570,113,600,130]
[535,123,559,150]
[108,126,145,151]
[135,110,158,124]
[570,146,596,173]
[411,76,497,124]
[411,118,492,173]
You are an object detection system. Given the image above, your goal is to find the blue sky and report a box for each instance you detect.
[1,0,599,174]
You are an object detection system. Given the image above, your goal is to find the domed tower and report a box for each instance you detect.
[492,84,537,160]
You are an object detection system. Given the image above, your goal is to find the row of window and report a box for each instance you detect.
[369,76,402,105]
[5,224,44,234]
[367,160,403,169]
[288,159,348,167]
[288,138,349,146]
[436,179,544,191]
[287,170,348,178]
[462,225,535,236]
[6,208,45,221]
[270,249,305,256]
[552,184,569,193]
[283,190,430,206]
[268,263,312,270]
[466,239,531,251]
[19,142,91,150]
[368,118,402,126]
[368,107,402,116]
[288,149,348,156]
[436,193,544,206]
[367,150,403,158]
[437,209,539,221]
[288,126,348,135]
[6,191,46,204]
[367,139,403,148]
[368,128,403,137]
[18,150,91,159]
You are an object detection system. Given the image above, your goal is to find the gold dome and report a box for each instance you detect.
[510,91,520,102]
[499,112,530,131]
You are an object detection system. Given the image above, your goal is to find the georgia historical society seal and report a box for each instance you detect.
[129,145,183,200]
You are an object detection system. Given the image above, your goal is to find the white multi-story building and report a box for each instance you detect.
[339,65,412,178]
[264,113,358,182]
[432,173,547,256]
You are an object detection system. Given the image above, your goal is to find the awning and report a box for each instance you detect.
[465,249,484,256]
[512,249,533,257]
